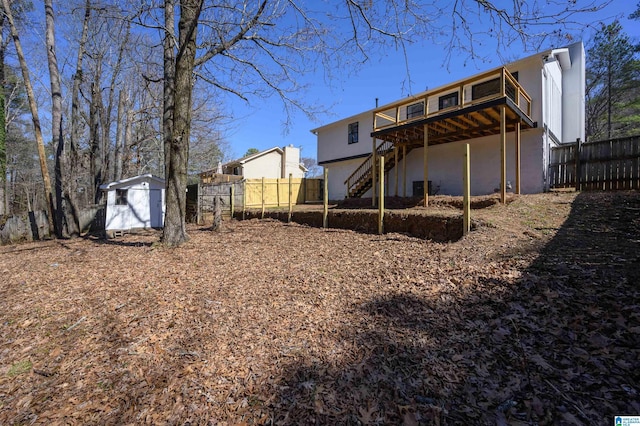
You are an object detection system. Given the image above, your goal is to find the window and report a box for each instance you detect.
[438,92,458,110]
[407,102,424,119]
[115,189,128,206]
[348,122,359,144]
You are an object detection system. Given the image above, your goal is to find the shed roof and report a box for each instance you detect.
[99,174,165,190]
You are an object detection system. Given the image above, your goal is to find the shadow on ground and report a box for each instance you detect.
[269,192,640,424]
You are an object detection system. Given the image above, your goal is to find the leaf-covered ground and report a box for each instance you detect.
[1,191,639,425]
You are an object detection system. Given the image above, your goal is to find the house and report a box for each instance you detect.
[222,145,307,179]
[100,174,165,233]
[312,41,585,202]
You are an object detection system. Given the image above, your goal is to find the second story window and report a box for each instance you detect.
[407,102,424,119]
[348,122,359,144]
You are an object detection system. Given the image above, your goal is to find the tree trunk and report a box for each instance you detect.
[212,196,222,232]
[123,108,133,178]
[104,22,130,183]
[163,0,175,182]
[45,0,69,237]
[0,13,6,216]
[2,0,55,233]
[90,72,103,205]
[114,90,126,181]
[67,0,90,232]
[162,0,202,246]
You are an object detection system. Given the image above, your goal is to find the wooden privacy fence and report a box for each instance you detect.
[195,178,323,224]
[549,135,640,190]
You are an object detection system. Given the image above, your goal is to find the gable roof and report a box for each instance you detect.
[223,146,283,167]
[99,174,165,190]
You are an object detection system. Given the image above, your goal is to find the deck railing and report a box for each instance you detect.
[373,67,531,132]
[344,140,394,196]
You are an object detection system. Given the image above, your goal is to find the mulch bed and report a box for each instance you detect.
[1,191,639,425]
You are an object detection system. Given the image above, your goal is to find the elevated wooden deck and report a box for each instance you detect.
[371,67,534,143]
[345,67,536,202]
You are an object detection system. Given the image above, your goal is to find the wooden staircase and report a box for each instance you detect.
[344,141,415,198]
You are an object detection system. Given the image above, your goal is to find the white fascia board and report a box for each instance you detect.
[100,174,165,190]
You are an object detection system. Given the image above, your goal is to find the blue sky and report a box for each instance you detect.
[222,0,640,162]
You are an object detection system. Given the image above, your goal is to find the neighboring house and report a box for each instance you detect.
[312,41,585,201]
[222,145,307,178]
[100,174,165,233]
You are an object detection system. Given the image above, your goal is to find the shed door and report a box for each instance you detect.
[150,189,164,228]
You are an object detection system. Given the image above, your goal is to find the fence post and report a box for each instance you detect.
[323,168,328,229]
[378,155,385,235]
[288,173,293,223]
[196,182,201,225]
[242,180,246,220]
[463,144,471,236]
[261,177,265,219]
[575,138,582,191]
[230,184,235,219]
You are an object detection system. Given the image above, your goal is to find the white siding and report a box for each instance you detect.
[104,177,165,231]
[324,158,372,200]
[317,112,373,165]
[243,151,282,178]
[562,42,586,143]
[383,130,544,198]
[544,60,563,141]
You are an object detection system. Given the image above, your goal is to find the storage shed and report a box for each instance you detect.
[100,174,165,234]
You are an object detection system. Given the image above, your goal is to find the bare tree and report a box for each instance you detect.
[155,0,609,246]
[2,0,55,233]
[45,0,75,237]
[67,0,91,229]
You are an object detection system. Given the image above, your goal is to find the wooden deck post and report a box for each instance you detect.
[515,121,521,195]
[500,105,507,204]
[378,155,385,235]
[402,145,407,197]
[323,168,328,229]
[394,146,399,196]
[288,173,293,223]
[423,124,429,207]
[463,143,471,236]
[372,137,377,207]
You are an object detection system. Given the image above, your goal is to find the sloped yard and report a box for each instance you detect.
[1,191,639,425]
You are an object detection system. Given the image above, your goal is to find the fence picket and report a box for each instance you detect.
[549,135,640,190]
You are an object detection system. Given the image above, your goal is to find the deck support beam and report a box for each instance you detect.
[515,121,521,194]
[378,155,385,234]
[372,137,377,207]
[500,105,507,204]
[394,146,399,196]
[423,125,429,207]
[402,145,407,197]
[463,143,471,235]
